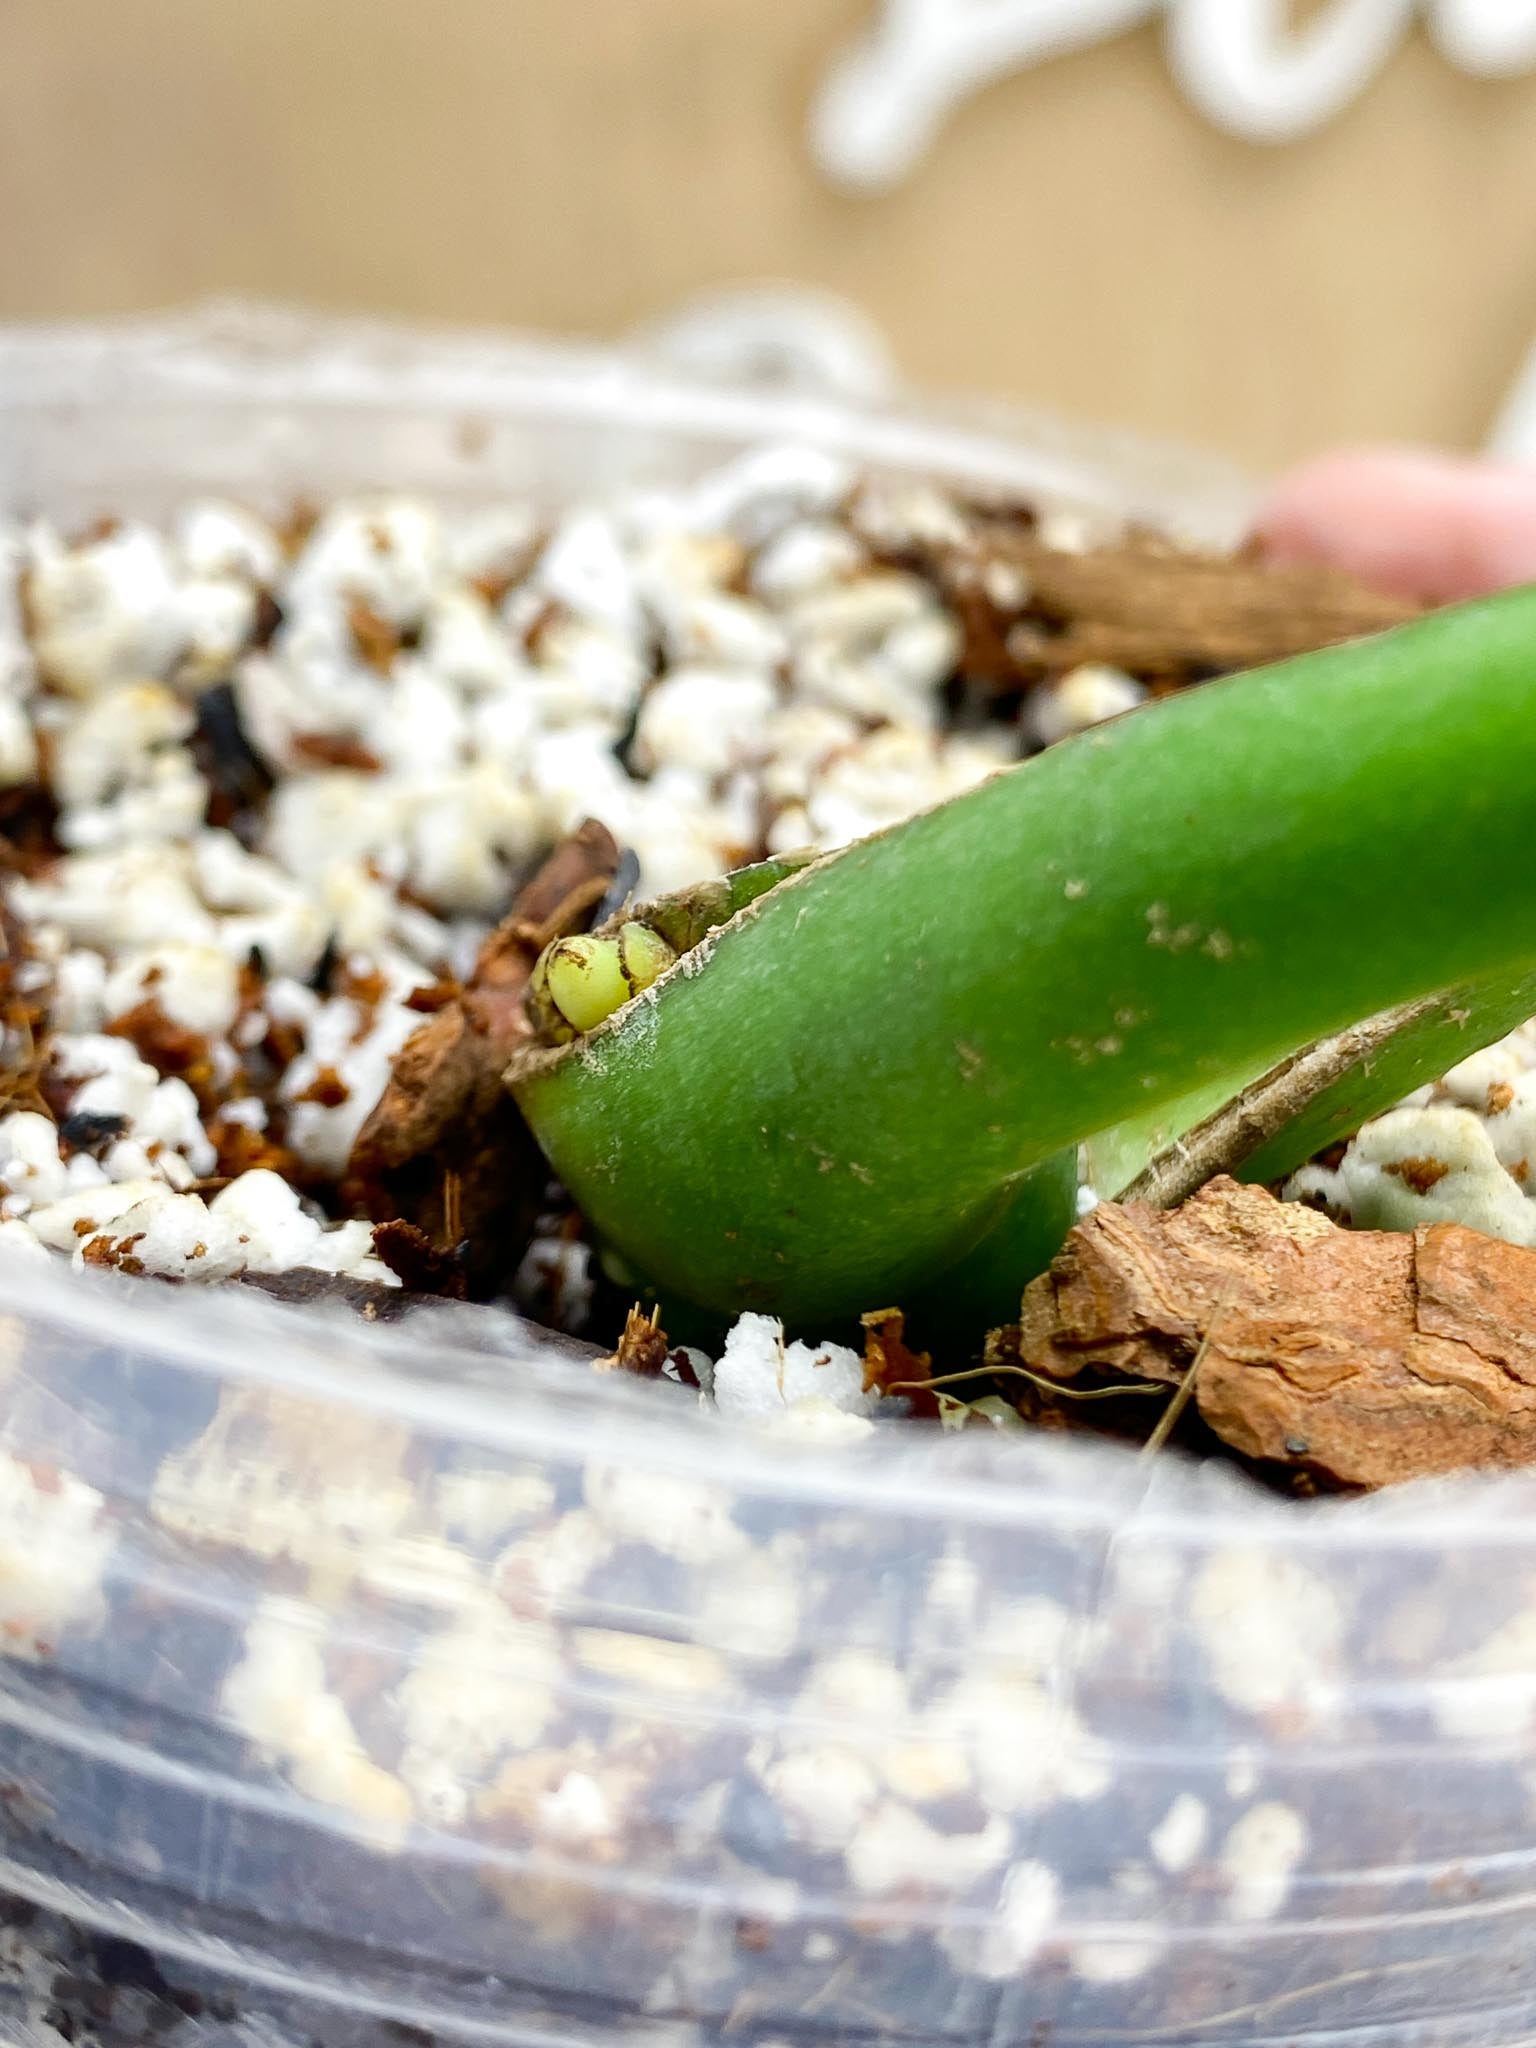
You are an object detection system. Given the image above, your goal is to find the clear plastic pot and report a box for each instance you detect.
[3,306,1533,2048]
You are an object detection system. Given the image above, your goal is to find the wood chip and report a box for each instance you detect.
[885,521,1420,690]
[292,1062,350,1108]
[104,997,217,1108]
[0,779,61,878]
[595,1302,672,1378]
[860,1305,939,1417]
[345,596,403,675]
[370,1217,468,1299]
[190,682,275,834]
[989,531,1420,681]
[344,819,620,1293]
[290,730,385,773]
[1010,1177,1536,1489]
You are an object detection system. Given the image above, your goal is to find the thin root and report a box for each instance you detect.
[886,1365,1166,1406]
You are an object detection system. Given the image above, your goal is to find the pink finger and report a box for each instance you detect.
[1257,448,1536,605]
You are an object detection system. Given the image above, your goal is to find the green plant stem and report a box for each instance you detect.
[1091,963,1536,1202]
[1235,962,1536,1187]
[901,1150,1080,1339]
[510,590,1536,1329]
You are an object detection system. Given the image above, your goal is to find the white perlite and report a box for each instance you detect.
[952,1859,1061,1981]
[1149,1791,1210,1875]
[1192,1547,1343,1720]
[1220,1802,1309,1923]
[0,1449,111,1660]
[844,1797,1012,1895]
[2,457,1524,1333]
[1285,1021,1536,1246]
[223,1596,412,1840]
[710,1311,877,1424]
[0,463,1043,1293]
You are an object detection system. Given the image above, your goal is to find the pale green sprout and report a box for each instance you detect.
[527,923,679,1042]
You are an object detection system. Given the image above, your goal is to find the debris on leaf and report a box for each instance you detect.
[1009,1176,1536,1489]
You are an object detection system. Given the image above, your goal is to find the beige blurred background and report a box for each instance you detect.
[3,1,1536,473]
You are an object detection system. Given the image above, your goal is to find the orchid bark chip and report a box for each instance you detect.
[1010,1177,1536,1490]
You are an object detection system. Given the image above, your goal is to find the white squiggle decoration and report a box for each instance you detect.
[1433,0,1536,74]
[811,0,1536,189]
[811,1,1151,189]
[1169,0,1411,143]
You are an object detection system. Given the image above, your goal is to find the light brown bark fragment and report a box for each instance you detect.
[988,533,1420,680]
[1013,1177,1536,1488]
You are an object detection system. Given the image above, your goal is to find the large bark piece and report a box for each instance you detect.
[991,532,1420,681]
[1013,1177,1536,1489]
[918,523,1421,689]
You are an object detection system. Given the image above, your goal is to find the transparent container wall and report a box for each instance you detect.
[2,307,1533,2048]
[0,300,1257,540]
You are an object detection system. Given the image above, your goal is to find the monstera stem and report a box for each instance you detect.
[509,590,1536,1332]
